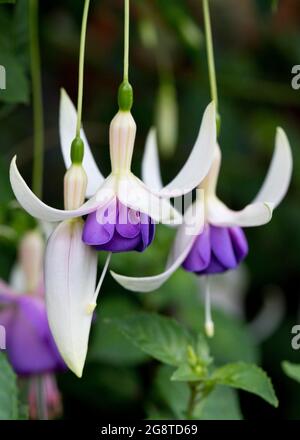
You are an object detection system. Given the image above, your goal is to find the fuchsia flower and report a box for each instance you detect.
[0,231,64,375]
[9,89,216,375]
[0,230,64,419]
[110,128,293,334]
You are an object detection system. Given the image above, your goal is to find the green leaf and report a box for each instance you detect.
[171,364,206,382]
[153,366,243,420]
[179,297,259,364]
[0,3,29,103]
[154,365,189,419]
[211,362,278,407]
[0,352,19,419]
[282,361,300,384]
[0,52,28,103]
[194,386,243,420]
[112,312,193,367]
[88,296,148,366]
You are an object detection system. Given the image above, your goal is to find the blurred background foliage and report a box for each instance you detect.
[0,0,300,419]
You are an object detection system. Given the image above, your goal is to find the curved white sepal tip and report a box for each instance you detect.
[159,102,217,198]
[60,88,105,197]
[208,197,273,228]
[254,127,293,208]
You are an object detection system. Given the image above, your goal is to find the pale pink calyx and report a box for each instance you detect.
[109,111,137,174]
[19,230,44,294]
[64,164,88,210]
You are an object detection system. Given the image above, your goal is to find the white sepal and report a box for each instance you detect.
[10,156,114,222]
[45,219,98,377]
[253,127,293,208]
[142,129,164,191]
[158,102,216,197]
[60,89,104,197]
[111,192,204,292]
[207,197,273,227]
[117,173,182,224]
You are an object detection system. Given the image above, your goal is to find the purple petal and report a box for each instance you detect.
[230,227,249,262]
[116,203,141,238]
[94,233,142,253]
[85,199,155,253]
[182,224,249,276]
[182,225,211,272]
[83,199,117,246]
[5,296,65,375]
[210,225,238,269]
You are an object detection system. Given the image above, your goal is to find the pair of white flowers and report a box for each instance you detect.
[10,90,292,376]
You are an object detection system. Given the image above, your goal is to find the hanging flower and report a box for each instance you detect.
[109,128,292,335]
[59,88,217,237]
[0,230,64,419]
[10,89,216,248]
[0,231,65,376]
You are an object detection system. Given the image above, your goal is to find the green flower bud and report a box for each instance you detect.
[118,81,133,111]
[71,136,84,164]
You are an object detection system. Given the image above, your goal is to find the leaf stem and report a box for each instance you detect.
[76,0,91,138]
[202,0,218,112]
[187,383,198,419]
[29,0,44,198]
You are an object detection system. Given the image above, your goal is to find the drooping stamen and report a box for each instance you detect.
[86,252,112,314]
[204,276,214,338]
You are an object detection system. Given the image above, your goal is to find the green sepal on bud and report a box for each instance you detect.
[118,81,133,111]
[71,136,84,164]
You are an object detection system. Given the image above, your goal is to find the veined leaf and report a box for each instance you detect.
[111,312,193,367]
[211,362,278,407]
[0,352,19,419]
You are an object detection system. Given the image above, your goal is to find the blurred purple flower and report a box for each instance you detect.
[0,280,65,376]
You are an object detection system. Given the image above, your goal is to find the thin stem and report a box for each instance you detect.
[35,375,48,420]
[76,0,91,137]
[29,0,44,198]
[202,0,218,111]
[123,0,130,82]
[187,383,198,419]
[92,252,112,304]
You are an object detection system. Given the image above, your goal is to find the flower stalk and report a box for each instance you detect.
[29,0,44,198]
[202,0,220,130]
[76,0,90,139]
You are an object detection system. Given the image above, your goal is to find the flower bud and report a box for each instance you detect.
[64,164,87,210]
[109,110,137,174]
[19,230,44,294]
